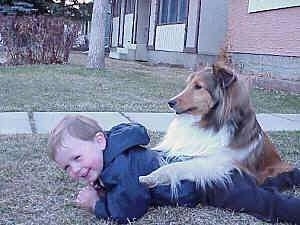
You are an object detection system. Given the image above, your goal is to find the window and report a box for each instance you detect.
[112,0,121,17]
[125,0,135,14]
[159,0,188,24]
[248,0,300,13]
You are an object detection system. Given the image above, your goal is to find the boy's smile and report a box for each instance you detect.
[54,132,106,183]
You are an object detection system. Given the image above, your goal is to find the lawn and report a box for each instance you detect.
[0,57,300,224]
[0,57,299,113]
[0,131,299,225]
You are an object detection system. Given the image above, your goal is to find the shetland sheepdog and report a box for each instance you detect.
[139,63,292,195]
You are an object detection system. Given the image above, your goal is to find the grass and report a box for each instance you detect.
[1,131,299,225]
[0,57,299,113]
[0,62,186,112]
[251,89,300,114]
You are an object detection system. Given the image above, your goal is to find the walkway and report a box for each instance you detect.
[0,112,300,134]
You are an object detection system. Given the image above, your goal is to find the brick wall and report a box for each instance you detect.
[227,0,300,57]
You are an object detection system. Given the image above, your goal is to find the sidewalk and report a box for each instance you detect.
[0,112,300,134]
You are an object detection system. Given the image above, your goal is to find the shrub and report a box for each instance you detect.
[0,15,80,65]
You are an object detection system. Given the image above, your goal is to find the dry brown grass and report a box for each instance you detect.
[1,131,299,225]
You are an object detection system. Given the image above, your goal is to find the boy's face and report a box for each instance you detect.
[54,132,106,184]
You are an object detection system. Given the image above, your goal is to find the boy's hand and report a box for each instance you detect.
[76,186,100,212]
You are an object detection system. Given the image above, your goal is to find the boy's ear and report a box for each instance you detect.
[212,63,236,88]
[95,132,106,150]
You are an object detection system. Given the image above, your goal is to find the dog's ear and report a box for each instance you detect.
[186,72,196,83]
[193,62,206,72]
[212,63,236,88]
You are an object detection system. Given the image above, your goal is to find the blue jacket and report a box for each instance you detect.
[94,123,300,224]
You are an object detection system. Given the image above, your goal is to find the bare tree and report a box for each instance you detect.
[87,0,108,69]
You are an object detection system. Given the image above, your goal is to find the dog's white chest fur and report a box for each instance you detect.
[155,115,231,157]
[139,115,242,196]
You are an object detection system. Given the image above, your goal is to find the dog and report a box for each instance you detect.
[139,63,292,196]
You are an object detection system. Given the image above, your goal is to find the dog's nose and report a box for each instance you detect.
[168,99,177,108]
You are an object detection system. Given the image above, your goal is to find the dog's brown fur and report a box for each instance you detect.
[168,63,292,184]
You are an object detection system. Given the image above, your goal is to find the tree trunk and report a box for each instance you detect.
[87,0,107,69]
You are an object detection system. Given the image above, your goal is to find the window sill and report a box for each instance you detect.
[157,22,185,26]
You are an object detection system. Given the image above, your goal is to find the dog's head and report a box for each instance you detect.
[168,63,239,117]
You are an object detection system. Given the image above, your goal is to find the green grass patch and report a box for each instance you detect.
[251,89,300,114]
[0,60,299,113]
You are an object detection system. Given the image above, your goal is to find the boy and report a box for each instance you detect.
[49,115,300,224]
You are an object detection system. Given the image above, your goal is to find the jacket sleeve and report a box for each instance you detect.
[94,175,151,224]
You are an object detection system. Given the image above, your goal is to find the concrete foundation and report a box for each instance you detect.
[138,50,217,69]
[230,52,300,81]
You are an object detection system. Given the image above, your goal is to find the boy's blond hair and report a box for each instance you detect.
[48,115,104,160]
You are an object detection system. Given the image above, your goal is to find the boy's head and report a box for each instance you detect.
[48,115,107,183]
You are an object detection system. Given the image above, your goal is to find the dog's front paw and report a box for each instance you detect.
[139,175,158,188]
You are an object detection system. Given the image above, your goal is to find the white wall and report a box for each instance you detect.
[148,0,158,47]
[185,0,200,49]
[198,0,228,55]
[112,17,119,47]
[155,24,185,52]
[123,14,134,48]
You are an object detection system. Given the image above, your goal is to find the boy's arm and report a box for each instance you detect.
[94,178,151,223]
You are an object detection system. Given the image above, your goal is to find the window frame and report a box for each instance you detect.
[112,0,121,17]
[125,0,135,14]
[248,0,300,13]
[158,0,188,25]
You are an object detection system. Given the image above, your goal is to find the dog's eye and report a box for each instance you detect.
[74,155,81,160]
[194,84,202,90]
